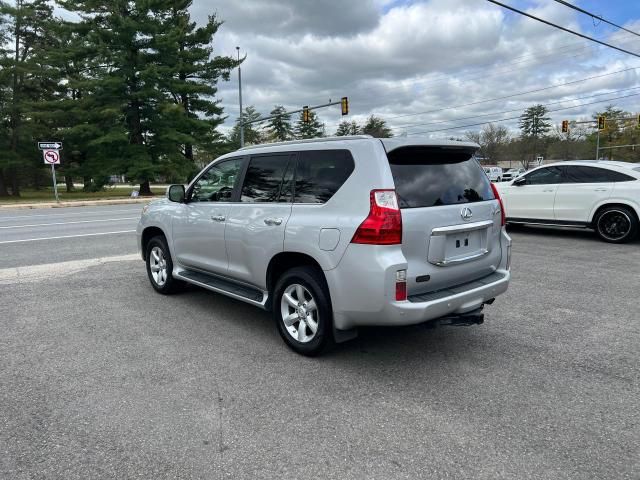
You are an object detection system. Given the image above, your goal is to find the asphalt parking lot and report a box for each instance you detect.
[1,216,638,479]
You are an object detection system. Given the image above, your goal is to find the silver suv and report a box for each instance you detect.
[137,136,511,355]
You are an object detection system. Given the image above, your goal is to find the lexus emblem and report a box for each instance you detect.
[460,207,473,221]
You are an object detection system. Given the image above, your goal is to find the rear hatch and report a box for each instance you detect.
[384,143,503,296]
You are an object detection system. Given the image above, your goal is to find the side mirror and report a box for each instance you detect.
[513,177,526,186]
[167,184,185,203]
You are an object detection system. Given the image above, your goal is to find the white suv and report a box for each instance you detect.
[497,160,640,243]
[137,136,511,355]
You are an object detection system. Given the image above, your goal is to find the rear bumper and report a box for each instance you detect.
[376,270,509,326]
[325,229,511,330]
[332,269,509,329]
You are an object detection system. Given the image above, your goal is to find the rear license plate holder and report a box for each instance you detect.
[427,220,493,266]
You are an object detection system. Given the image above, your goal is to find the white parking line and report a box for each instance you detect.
[0,208,143,221]
[0,230,137,245]
[0,217,138,229]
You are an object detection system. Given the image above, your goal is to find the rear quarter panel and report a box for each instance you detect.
[283,139,394,271]
[589,182,640,222]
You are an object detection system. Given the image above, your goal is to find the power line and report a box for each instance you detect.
[354,32,640,104]
[405,91,640,136]
[398,86,640,131]
[486,0,640,58]
[386,65,640,121]
[551,0,640,38]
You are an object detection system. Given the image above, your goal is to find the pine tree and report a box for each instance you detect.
[362,115,393,138]
[519,105,551,138]
[229,105,264,147]
[39,18,99,191]
[152,2,238,166]
[58,0,237,195]
[335,120,360,136]
[0,2,10,195]
[294,110,323,139]
[0,0,58,196]
[266,105,293,142]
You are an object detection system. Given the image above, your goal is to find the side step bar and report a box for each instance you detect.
[175,269,268,309]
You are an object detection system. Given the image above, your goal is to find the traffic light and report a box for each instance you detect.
[598,115,606,130]
[341,96,349,116]
[561,120,569,133]
[302,106,310,123]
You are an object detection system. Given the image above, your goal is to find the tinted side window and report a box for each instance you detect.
[388,147,494,208]
[241,155,290,202]
[563,166,634,183]
[564,165,626,183]
[294,150,355,204]
[190,158,243,203]
[524,167,563,185]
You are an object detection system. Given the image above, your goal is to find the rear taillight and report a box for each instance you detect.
[490,183,506,226]
[351,190,402,245]
[395,269,407,301]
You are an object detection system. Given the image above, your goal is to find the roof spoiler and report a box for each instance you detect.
[380,138,480,154]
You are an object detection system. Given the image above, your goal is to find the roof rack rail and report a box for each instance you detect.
[238,135,373,151]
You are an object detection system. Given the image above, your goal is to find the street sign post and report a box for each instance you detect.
[40,142,62,202]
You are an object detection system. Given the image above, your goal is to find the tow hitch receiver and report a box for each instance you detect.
[427,307,485,328]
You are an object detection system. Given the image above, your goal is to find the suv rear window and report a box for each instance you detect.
[387,147,494,208]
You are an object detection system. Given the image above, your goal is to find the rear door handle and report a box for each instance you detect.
[542,189,555,192]
[594,188,608,192]
[264,217,283,226]
[211,215,226,222]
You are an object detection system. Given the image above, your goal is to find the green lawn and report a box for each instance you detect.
[0,187,165,204]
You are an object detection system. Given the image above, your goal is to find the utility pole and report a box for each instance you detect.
[596,129,600,160]
[236,47,244,148]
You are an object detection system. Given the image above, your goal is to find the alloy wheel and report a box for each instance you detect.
[149,246,168,286]
[598,210,631,241]
[280,283,319,343]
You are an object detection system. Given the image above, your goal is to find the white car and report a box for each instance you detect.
[483,166,503,182]
[501,168,526,182]
[496,160,640,243]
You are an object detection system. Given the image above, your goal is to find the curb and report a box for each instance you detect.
[0,197,155,210]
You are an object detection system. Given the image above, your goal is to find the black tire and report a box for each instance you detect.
[593,206,638,243]
[272,266,333,356]
[145,235,182,294]
[594,206,638,244]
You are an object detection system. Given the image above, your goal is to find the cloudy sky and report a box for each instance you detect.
[50,0,640,137]
[184,0,640,138]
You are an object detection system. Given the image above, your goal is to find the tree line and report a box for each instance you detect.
[0,0,239,196]
[1,2,635,198]
[226,106,394,149]
[462,104,640,168]
[0,0,396,197]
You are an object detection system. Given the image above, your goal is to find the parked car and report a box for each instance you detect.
[496,160,640,243]
[483,166,503,182]
[501,168,526,182]
[138,136,511,355]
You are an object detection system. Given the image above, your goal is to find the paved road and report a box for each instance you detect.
[0,221,638,479]
[0,204,142,268]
